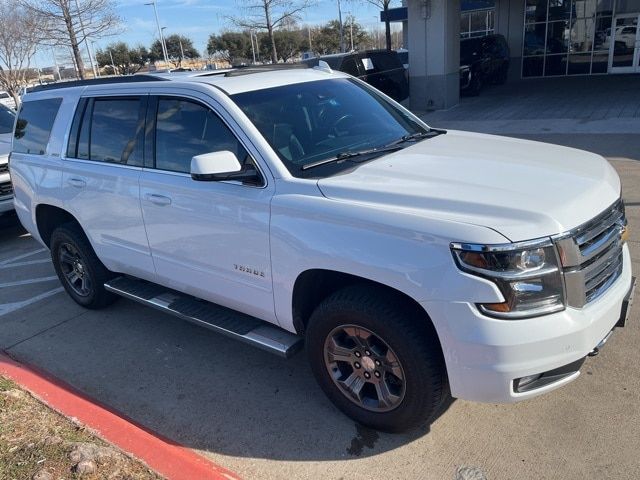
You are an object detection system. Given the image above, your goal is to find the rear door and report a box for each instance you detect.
[138,90,276,322]
[62,94,155,278]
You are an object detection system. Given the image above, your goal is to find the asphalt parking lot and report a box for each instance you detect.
[1,137,640,480]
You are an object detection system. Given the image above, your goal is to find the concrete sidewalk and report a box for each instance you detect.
[419,74,640,135]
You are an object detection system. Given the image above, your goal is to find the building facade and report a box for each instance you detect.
[397,0,640,109]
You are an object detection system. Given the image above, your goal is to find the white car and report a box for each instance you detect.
[9,68,634,432]
[0,104,15,215]
[0,91,16,110]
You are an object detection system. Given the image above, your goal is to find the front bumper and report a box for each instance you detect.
[422,244,633,403]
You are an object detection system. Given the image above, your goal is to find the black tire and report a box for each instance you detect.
[495,64,509,85]
[306,285,448,433]
[50,223,117,309]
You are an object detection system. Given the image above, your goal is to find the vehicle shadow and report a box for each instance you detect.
[4,296,454,462]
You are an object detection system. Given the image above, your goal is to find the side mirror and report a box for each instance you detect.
[190,150,242,181]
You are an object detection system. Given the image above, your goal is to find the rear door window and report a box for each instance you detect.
[67,97,144,166]
[13,98,62,155]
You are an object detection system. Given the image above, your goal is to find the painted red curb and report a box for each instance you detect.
[0,352,240,480]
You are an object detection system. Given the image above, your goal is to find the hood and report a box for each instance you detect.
[317,130,621,242]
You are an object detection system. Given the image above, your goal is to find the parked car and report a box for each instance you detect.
[304,50,409,102]
[0,104,15,215]
[460,34,510,95]
[0,91,16,110]
[10,70,634,432]
[602,25,638,52]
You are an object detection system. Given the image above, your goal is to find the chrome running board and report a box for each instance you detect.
[104,276,303,358]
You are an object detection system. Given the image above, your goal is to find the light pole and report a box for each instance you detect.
[345,12,354,51]
[145,1,169,66]
[250,30,257,64]
[51,47,61,82]
[109,50,117,75]
[337,0,344,53]
[90,41,100,77]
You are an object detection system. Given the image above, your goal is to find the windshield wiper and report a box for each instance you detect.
[301,144,404,171]
[388,128,447,146]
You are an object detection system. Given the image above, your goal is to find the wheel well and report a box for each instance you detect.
[35,205,81,248]
[292,269,437,337]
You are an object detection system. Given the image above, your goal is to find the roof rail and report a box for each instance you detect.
[224,63,310,77]
[27,75,169,93]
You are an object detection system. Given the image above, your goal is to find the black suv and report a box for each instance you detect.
[303,50,409,102]
[460,34,510,96]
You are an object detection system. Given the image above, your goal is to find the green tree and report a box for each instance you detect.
[312,20,371,55]
[273,29,304,62]
[150,34,199,68]
[95,42,149,75]
[228,0,313,64]
[207,31,252,64]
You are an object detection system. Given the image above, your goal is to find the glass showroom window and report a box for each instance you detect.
[461,9,495,38]
[522,0,616,77]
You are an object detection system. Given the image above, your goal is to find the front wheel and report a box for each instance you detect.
[50,224,117,309]
[306,285,448,432]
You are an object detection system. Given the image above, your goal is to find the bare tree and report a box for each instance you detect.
[0,2,46,108]
[228,0,313,64]
[19,0,121,79]
[352,0,395,51]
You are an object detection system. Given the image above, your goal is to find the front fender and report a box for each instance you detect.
[270,193,507,332]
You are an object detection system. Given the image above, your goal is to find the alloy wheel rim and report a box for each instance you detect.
[58,242,91,297]
[323,324,406,412]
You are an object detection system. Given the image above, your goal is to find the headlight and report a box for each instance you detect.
[451,239,565,319]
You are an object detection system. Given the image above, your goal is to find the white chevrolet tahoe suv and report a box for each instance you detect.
[10,68,634,432]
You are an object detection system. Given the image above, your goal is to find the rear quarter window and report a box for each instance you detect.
[13,98,62,155]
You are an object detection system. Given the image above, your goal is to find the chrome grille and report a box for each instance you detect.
[555,199,626,308]
[0,163,7,174]
[0,180,12,197]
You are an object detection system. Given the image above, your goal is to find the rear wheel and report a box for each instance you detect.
[50,224,117,309]
[495,64,509,85]
[306,285,447,432]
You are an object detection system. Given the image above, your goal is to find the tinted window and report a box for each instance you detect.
[0,105,15,134]
[155,98,249,174]
[369,52,403,72]
[13,98,62,155]
[89,98,143,165]
[340,57,360,76]
[232,78,426,178]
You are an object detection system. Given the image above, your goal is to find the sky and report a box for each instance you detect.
[35,0,395,69]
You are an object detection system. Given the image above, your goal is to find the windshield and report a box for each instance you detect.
[231,78,428,177]
[0,104,15,134]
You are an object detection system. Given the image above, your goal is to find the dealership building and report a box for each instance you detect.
[388,0,640,109]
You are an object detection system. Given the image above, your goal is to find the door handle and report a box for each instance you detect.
[145,193,172,206]
[67,177,86,188]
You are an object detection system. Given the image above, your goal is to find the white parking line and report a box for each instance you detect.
[0,248,47,267]
[0,259,52,269]
[0,276,59,288]
[0,287,64,317]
